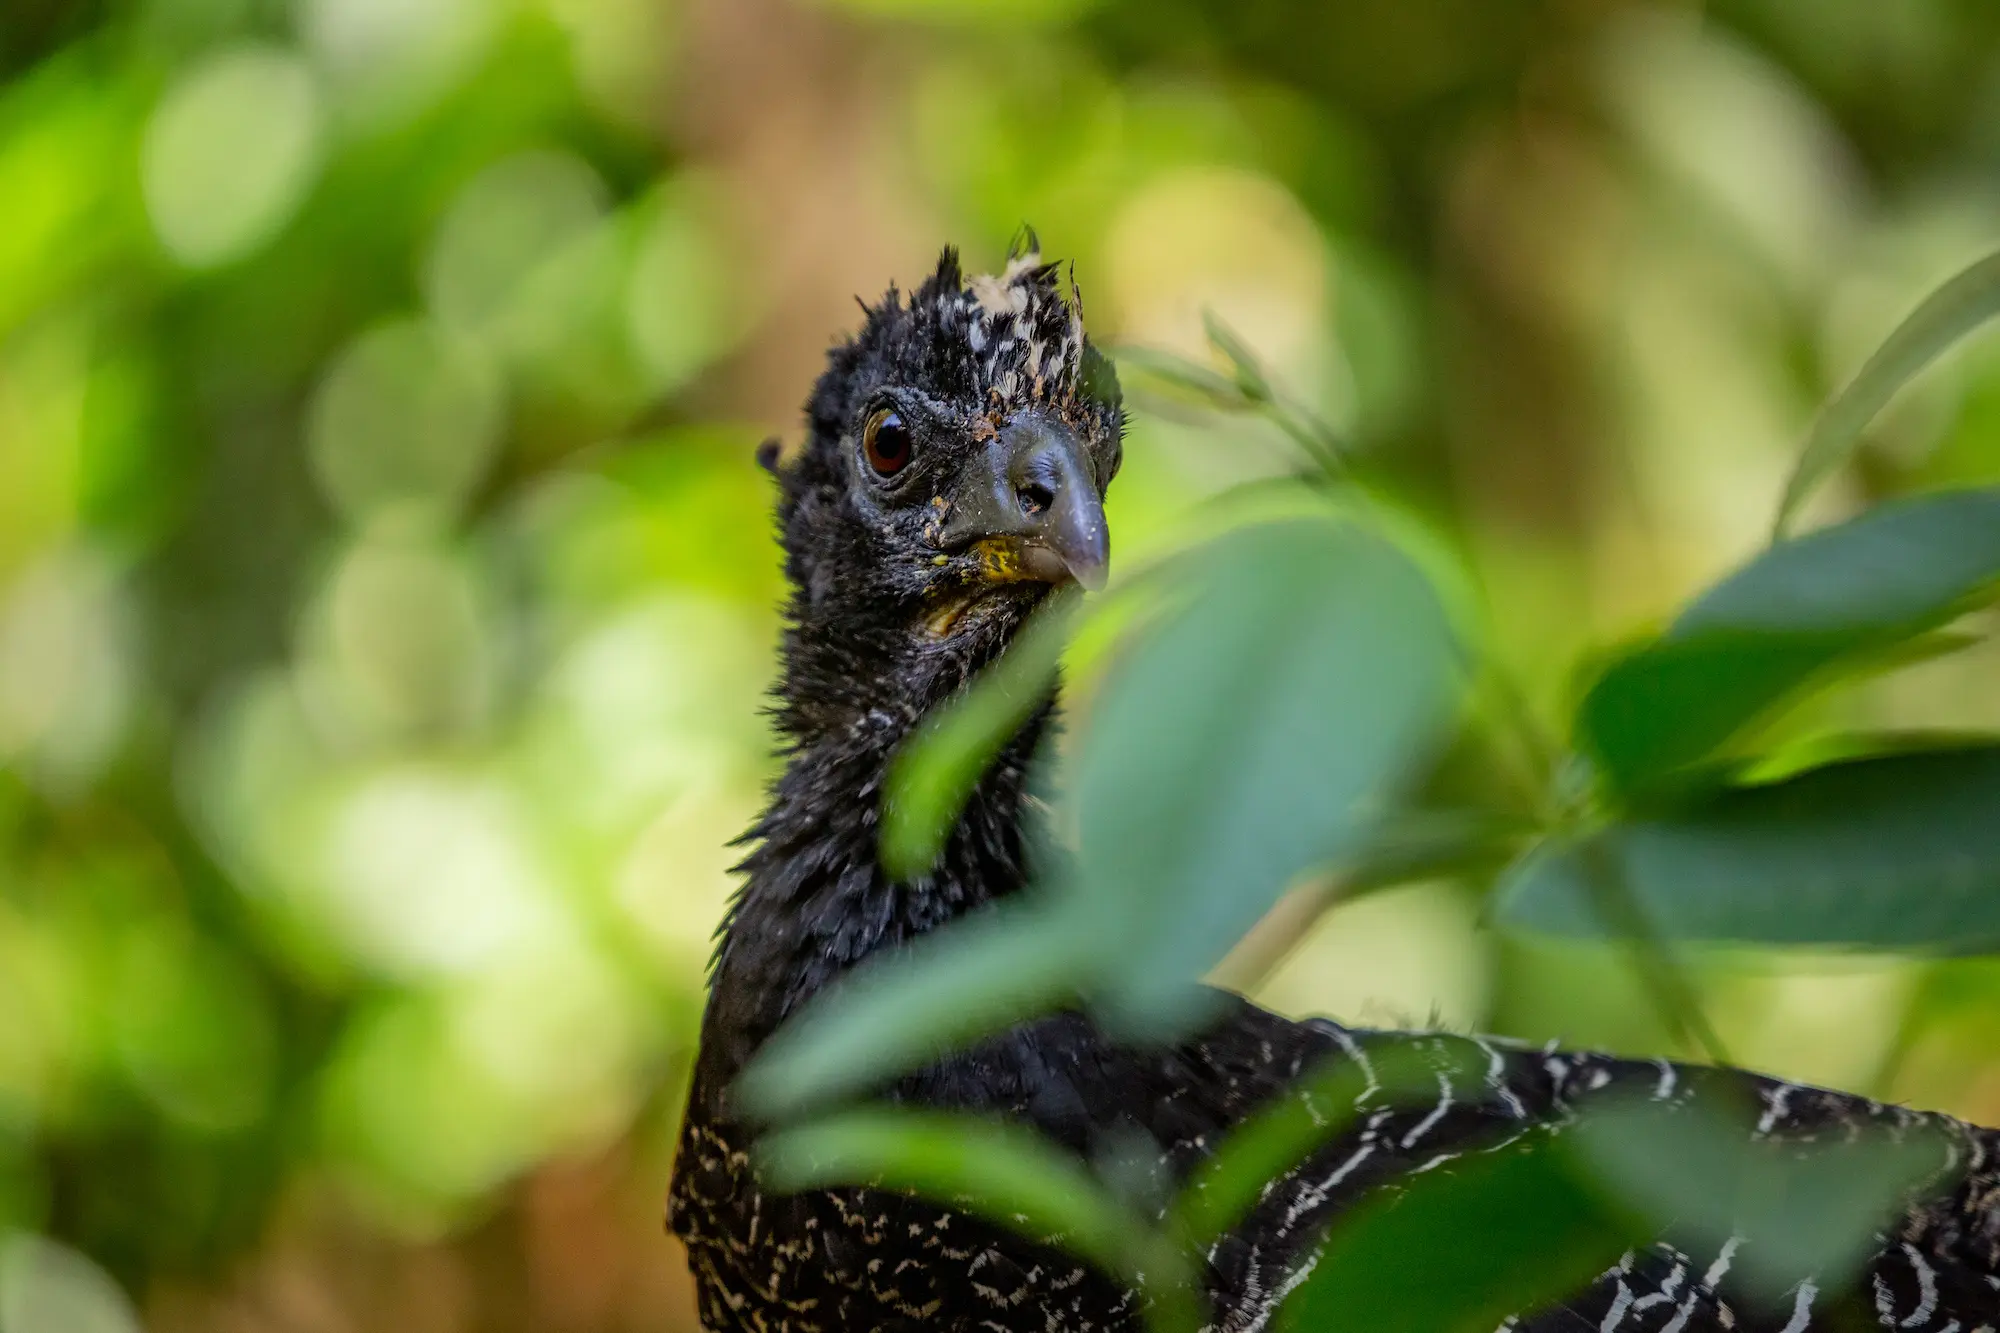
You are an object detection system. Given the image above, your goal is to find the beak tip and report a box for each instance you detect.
[1060,521,1110,592]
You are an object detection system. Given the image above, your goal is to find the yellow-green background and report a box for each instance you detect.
[3,0,2000,1327]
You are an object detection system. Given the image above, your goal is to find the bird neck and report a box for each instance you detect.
[697,627,1053,1086]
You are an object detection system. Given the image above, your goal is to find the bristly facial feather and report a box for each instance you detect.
[763,241,1124,738]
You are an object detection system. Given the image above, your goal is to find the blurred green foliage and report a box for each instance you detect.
[5,0,2000,1329]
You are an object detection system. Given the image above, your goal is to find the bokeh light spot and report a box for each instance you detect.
[307,534,496,740]
[425,151,610,340]
[141,44,324,269]
[303,0,494,128]
[319,996,536,1223]
[531,595,770,832]
[449,943,642,1123]
[1597,13,1858,292]
[626,179,757,396]
[615,779,761,967]
[0,1234,139,1333]
[306,319,503,525]
[542,0,681,130]
[1105,164,1329,372]
[0,548,131,792]
[318,768,561,978]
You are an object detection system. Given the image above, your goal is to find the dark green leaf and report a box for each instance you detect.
[735,906,1090,1120]
[1495,746,2000,949]
[1776,249,2000,536]
[1074,515,1459,1034]
[1682,490,2000,634]
[1566,1095,1956,1301]
[882,589,1079,880]
[1277,1134,1644,1333]
[1578,488,2000,795]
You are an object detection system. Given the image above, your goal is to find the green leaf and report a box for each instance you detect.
[1168,1042,1455,1253]
[1740,724,1999,784]
[1074,515,1459,1034]
[756,1107,1150,1285]
[1776,249,2000,537]
[1340,809,1530,894]
[746,514,1462,1112]
[1203,310,1271,403]
[735,906,1089,1121]
[1113,333,1348,477]
[758,1107,1206,1333]
[1204,311,1354,475]
[1495,746,2000,949]
[1578,487,2000,795]
[1113,344,1254,411]
[1566,1095,1956,1301]
[1276,1134,1644,1333]
[882,588,1079,880]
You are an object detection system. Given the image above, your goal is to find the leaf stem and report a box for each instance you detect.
[1576,838,1732,1067]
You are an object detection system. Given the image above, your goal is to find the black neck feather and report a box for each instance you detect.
[695,611,1053,1091]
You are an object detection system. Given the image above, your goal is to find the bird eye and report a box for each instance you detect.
[863,408,912,477]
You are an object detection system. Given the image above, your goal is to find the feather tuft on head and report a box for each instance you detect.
[934,236,1090,415]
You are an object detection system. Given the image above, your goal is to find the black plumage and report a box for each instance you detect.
[667,243,2000,1332]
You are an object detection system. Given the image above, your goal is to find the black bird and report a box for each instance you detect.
[667,242,2000,1332]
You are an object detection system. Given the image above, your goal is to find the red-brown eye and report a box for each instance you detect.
[863,408,912,476]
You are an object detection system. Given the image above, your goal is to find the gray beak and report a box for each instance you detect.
[936,413,1110,591]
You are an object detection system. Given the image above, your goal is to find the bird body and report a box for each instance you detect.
[668,244,2000,1332]
[677,1010,2000,1331]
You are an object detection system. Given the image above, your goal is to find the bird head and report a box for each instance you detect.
[765,238,1124,678]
